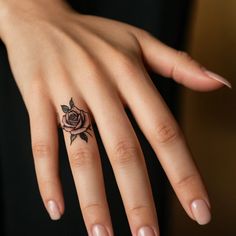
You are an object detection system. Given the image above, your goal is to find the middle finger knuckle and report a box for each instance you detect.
[112,140,140,167]
[69,147,93,168]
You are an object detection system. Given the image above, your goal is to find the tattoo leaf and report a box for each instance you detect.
[61,105,70,113]
[69,98,74,108]
[87,124,92,130]
[70,134,77,145]
[79,132,88,143]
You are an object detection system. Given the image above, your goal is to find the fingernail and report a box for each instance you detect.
[138,226,156,236]
[191,199,211,225]
[203,69,232,88]
[92,224,109,236]
[47,200,61,220]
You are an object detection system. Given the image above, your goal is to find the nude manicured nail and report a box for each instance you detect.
[191,199,211,225]
[92,224,109,236]
[47,200,61,220]
[204,69,232,88]
[138,226,156,236]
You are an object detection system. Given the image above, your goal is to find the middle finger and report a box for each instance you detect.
[80,78,159,236]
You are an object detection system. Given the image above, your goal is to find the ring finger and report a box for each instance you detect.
[52,89,114,236]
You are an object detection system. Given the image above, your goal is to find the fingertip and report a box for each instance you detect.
[38,175,65,220]
[203,69,232,89]
[132,29,232,92]
[190,199,212,225]
[57,196,65,217]
[44,191,65,220]
[189,75,226,92]
[46,200,63,220]
[176,65,230,92]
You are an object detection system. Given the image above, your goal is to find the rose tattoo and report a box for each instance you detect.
[61,98,92,144]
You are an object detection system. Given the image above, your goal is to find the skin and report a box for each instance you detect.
[0,0,229,235]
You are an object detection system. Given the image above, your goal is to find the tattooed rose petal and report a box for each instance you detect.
[60,98,92,144]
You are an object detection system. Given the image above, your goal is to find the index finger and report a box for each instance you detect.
[116,66,211,225]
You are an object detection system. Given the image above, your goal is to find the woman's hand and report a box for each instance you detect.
[0,0,231,235]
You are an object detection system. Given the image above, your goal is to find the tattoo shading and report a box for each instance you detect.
[60,98,92,144]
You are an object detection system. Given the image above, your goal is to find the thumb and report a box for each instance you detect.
[134,29,231,91]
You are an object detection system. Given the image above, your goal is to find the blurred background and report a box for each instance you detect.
[170,0,236,235]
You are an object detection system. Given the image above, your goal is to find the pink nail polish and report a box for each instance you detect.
[47,200,61,220]
[92,224,109,236]
[203,69,232,88]
[138,226,156,236]
[191,199,211,225]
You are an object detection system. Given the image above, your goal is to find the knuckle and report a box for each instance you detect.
[176,50,192,62]
[32,143,51,159]
[177,50,189,58]
[69,148,93,168]
[171,51,192,79]
[39,179,55,189]
[175,174,199,188]
[112,140,139,166]
[134,27,152,38]
[128,204,150,216]
[82,202,103,212]
[176,50,200,68]
[154,120,180,145]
